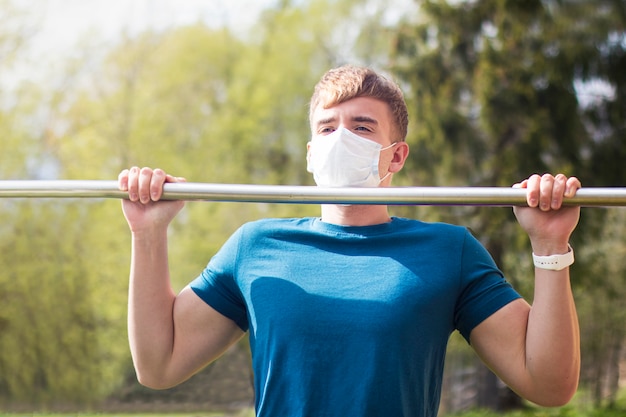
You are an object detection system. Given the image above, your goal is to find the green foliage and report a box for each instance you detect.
[574,208,626,408]
[446,399,626,417]
[0,201,128,405]
[392,0,604,188]
[391,0,626,408]
[0,0,407,408]
[3,0,626,410]
[0,414,230,417]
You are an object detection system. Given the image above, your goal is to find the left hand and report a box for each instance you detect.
[513,173,581,254]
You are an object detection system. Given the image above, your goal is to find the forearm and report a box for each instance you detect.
[525,266,580,405]
[128,227,177,384]
[493,174,581,405]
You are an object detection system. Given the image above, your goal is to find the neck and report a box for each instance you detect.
[320,204,392,226]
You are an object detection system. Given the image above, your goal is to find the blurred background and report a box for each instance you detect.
[1,0,625,414]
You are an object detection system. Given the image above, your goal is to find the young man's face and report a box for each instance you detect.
[308,96,400,183]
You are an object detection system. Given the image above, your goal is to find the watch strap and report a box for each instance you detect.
[532,244,574,271]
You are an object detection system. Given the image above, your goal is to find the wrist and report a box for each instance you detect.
[131,226,169,242]
[530,240,570,256]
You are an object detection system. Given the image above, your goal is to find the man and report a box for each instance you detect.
[118,65,581,416]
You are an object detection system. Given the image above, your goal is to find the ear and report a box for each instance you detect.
[387,142,410,174]
[306,141,312,167]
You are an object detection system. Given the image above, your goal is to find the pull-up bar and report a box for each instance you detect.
[1,180,625,207]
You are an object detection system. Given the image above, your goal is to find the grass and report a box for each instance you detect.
[1,404,625,417]
[445,388,626,417]
[0,412,222,417]
[1,407,625,417]
[0,413,251,417]
[0,410,256,417]
[1,392,624,417]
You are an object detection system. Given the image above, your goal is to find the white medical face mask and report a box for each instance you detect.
[306,127,396,187]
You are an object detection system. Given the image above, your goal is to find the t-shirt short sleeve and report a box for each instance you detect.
[454,230,522,343]
[189,227,249,331]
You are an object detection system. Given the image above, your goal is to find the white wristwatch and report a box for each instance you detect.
[532,244,574,271]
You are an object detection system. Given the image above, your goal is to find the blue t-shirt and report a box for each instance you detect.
[190,217,520,417]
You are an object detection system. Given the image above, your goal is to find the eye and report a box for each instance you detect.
[318,126,336,134]
[354,125,373,133]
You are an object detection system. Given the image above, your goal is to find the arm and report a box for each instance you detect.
[120,167,244,389]
[470,173,581,407]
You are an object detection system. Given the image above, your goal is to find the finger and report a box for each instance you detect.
[118,169,130,191]
[512,179,528,189]
[165,174,186,183]
[539,174,555,211]
[138,167,154,204]
[127,166,140,202]
[150,169,167,201]
[550,173,567,210]
[525,174,542,208]
[565,176,582,197]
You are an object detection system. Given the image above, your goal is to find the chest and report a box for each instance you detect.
[237,241,460,339]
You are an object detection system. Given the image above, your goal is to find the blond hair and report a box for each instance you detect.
[309,65,409,141]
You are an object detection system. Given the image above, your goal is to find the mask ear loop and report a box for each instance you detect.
[377,142,399,183]
[380,142,398,151]
[378,171,392,183]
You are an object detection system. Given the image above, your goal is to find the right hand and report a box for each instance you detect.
[118,167,186,232]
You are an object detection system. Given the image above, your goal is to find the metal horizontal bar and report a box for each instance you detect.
[0,180,626,207]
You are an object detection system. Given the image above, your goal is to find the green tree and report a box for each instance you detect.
[0,202,128,406]
[0,0,39,178]
[577,208,626,408]
[391,0,626,410]
[52,0,404,282]
[0,0,404,407]
[0,0,131,406]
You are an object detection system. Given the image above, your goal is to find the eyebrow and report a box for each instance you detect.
[315,116,379,127]
[315,117,336,127]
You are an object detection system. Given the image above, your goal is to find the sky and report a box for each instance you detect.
[29,0,275,54]
[47,0,272,41]
[17,0,413,58]
[2,0,275,85]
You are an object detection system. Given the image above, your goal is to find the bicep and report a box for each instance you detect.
[469,298,533,396]
[167,285,245,386]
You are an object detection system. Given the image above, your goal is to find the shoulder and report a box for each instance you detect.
[391,218,485,260]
